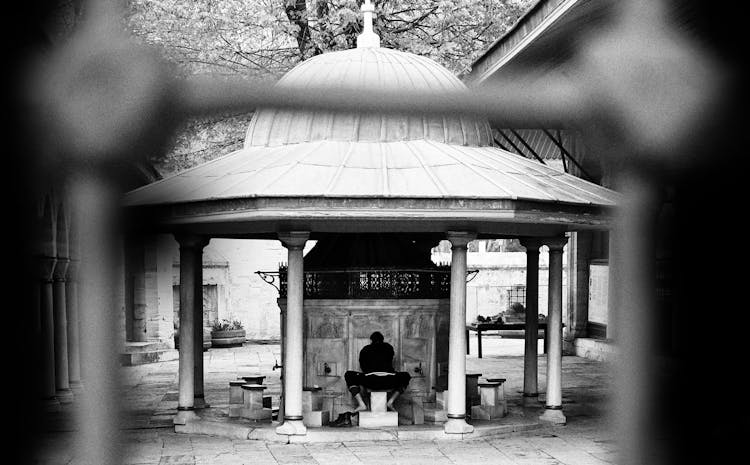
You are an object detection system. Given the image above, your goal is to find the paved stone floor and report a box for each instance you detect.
[34,336,618,464]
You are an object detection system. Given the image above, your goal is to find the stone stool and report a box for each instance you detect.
[239,376,271,409]
[302,386,329,427]
[485,377,506,415]
[238,375,265,385]
[466,373,482,408]
[228,380,245,418]
[408,392,425,425]
[424,386,447,424]
[240,384,272,422]
[470,381,507,420]
[359,390,398,428]
[485,377,506,403]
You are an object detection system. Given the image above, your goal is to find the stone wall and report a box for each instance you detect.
[573,337,617,362]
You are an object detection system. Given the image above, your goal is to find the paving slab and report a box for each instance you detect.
[32,337,616,464]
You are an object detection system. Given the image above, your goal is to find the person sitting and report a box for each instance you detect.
[344,331,411,412]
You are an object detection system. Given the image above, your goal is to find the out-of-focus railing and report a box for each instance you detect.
[18,0,742,465]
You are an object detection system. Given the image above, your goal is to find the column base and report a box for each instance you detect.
[444,417,474,434]
[42,397,61,412]
[173,408,199,425]
[56,388,74,404]
[539,407,566,425]
[69,380,84,395]
[276,419,307,436]
[522,393,540,407]
[194,396,210,409]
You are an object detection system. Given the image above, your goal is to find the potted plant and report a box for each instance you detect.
[210,318,246,347]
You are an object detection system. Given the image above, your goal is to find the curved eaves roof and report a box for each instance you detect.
[124,140,618,208]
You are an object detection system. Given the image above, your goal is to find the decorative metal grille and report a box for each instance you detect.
[506,285,527,309]
[278,267,451,299]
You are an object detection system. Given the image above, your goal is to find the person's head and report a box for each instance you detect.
[370,331,384,344]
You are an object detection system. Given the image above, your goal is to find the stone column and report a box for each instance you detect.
[173,234,208,424]
[66,259,82,392]
[38,256,59,410]
[606,229,617,340]
[444,231,476,434]
[192,237,210,409]
[278,306,286,421]
[276,231,309,436]
[53,258,73,403]
[541,236,567,424]
[565,231,591,352]
[519,238,541,407]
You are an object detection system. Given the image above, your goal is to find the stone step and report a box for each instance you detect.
[120,348,179,366]
[358,411,398,428]
[122,341,171,353]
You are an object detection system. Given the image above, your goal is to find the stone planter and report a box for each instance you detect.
[174,327,213,351]
[211,329,246,347]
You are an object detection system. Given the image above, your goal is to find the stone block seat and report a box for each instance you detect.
[229,377,272,418]
[239,384,272,422]
[238,375,265,385]
[423,386,448,424]
[302,386,329,427]
[358,390,398,428]
[406,390,426,425]
[471,379,507,420]
[228,380,246,418]
[466,373,482,407]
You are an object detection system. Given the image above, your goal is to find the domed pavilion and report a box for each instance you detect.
[124,0,617,438]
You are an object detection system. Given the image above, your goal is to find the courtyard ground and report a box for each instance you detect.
[34,335,617,464]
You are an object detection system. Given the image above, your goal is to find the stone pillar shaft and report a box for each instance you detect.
[276,232,309,436]
[541,237,567,424]
[174,234,208,423]
[66,260,82,387]
[192,243,207,408]
[39,257,57,401]
[607,229,617,340]
[566,231,591,348]
[520,239,540,404]
[445,232,475,434]
[53,259,72,401]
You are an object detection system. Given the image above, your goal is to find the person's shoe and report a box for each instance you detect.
[329,412,352,427]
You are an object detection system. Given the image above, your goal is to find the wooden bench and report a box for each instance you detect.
[466,323,563,358]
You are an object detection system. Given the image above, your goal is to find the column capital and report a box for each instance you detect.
[278,231,309,250]
[175,233,210,250]
[52,258,70,282]
[519,237,543,252]
[544,236,568,252]
[446,231,476,248]
[36,256,57,282]
[65,259,79,282]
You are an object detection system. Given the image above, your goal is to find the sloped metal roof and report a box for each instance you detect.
[124,44,617,235]
[244,47,493,147]
[124,139,616,207]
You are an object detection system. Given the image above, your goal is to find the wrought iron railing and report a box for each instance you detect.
[276,267,451,299]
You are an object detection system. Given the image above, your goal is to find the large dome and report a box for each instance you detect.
[244,47,493,147]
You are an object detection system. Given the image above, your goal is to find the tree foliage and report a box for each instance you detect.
[125,0,534,174]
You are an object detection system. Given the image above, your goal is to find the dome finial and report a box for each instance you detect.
[357,0,380,48]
